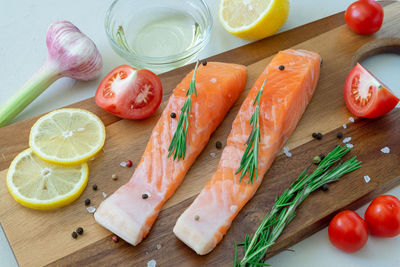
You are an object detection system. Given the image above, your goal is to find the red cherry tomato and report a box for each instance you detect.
[328,210,368,253]
[95,65,162,120]
[345,0,384,35]
[344,63,399,118]
[365,195,400,237]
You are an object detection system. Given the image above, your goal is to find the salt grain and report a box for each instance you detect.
[230,205,238,213]
[343,124,347,129]
[343,137,352,143]
[346,143,354,148]
[349,117,355,123]
[210,152,217,158]
[120,161,127,167]
[283,146,292,157]
[381,147,390,154]
[364,175,371,183]
[77,127,85,132]
[210,78,217,83]
[87,206,96,213]
[147,259,156,267]
[156,244,162,250]
[102,192,107,198]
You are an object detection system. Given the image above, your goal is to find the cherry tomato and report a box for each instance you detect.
[95,65,162,120]
[328,210,368,253]
[365,195,400,237]
[345,0,384,35]
[344,63,399,118]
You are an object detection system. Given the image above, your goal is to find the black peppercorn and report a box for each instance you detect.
[319,153,326,160]
[92,184,98,191]
[312,133,318,138]
[76,227,84,235]
[84,199,90,206]
[202,60,207,66]
[142,193,149,199]
[71,231,78,239]
[337,132,343,139]
[278,65,285,71]
[170,112,176,119]
[216,141,222,149]
[321,184,329,191]
[316,133,323,140]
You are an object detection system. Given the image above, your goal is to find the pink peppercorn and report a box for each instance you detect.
[112,235,119,243]
[126,160,133,167]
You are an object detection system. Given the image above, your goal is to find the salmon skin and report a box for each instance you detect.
[173,49,321,255]
[94,62,247,245]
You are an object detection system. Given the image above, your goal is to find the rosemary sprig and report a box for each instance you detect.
[235,145,361,266]
[168,60,200,161]
[236,79,267,184]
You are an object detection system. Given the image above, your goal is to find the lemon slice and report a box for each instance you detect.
[29,108,106,165]
[219,0,289,40]
[7,148,88,210]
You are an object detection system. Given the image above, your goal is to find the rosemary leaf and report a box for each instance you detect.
[168,61,200,161]
[236,145,361,266]
[236,79,267,184]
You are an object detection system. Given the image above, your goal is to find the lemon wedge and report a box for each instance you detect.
[7,148,88,210]
[29,108,106,165]
[219,0,289,40]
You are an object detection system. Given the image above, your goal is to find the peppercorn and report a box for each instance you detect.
[316,133,323,140]
[126,160,133,167]
[112,235,119,243]
[321,184,329,191]
[92,184,98,191]
[112,174,118,181]
[313,156,321,164]
[194,215,200,221]
[71,231,78,239]
[337,132,343,139]
[216,141,222,149]
[84,198,90,206]
[319,153,326,160]
[142,193,149,199]
[170,112,176,118]
[76,227,84,235]
[202,60,207,66]
[312,133,318,138]
[279,65,285,71]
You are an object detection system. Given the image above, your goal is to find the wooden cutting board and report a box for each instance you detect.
[1,2,400,266]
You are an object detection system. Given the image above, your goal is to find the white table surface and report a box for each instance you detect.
[1,0,400,266]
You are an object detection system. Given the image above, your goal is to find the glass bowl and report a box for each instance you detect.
[105,0,212,74]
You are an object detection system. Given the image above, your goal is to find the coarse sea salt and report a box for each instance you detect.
[156,244,162,250]
[346,143,354,149]
[364,175,371,183]
[343,124,347,129]
[210,152,217,158]
[343,137,352,143]
[102,192,107,198]
[283,146,292,157]
[210,78,217,83]
[147,259,156,267]
[120,161,127,167]
[230,205,238,213]
[381,147,390,154]
[349,117,355,123]
[87,206,96,213]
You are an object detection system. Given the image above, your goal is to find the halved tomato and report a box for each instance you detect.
[95,65,162,120]
[344,63,399,118]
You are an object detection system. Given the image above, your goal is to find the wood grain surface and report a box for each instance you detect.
[0,2,399,266]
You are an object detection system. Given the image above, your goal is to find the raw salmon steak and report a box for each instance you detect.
[173,49,321,255]
[94,62,247,245]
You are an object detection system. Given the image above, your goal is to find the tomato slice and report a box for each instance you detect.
[344,63,399,118]
[95,65,162,120]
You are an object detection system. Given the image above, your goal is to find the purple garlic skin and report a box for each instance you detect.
[46,21,103,81]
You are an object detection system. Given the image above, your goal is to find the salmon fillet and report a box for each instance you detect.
[173,49,321,255]
[94,62,247,245]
